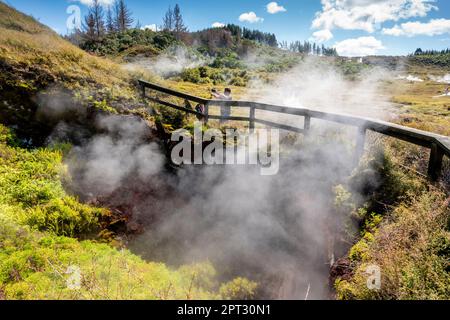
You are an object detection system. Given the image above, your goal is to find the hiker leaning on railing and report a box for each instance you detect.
[212,88,232,124]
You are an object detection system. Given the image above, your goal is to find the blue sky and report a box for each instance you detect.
[3,0,450,56]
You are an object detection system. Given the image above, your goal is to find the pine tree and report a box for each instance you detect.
[91,0,105,39]
[82,12,96,41]
[173,4,187,35]
[162,6,174,31]
[114,0,133,32]
[106,7,115,33]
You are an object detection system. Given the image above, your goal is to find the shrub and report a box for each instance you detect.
[220,278,258,300]
[24,197,109,237]
[181,68,201,83]
[335,190,450,300]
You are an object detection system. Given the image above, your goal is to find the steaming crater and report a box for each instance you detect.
[65,115,363,299]
[63,57,392,299]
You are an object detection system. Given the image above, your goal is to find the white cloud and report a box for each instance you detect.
[73,0,115,7]
[239,12,264,23]
[266,2,287,14]
[311,29,334,42]
[312,0,437,33]
[334,36,385,57]
[382,19,450,37]
[212,22,226,28]
[141,24,158,32]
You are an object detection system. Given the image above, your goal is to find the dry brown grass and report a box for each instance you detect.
[0,2,134,99]
[386,63,450,136]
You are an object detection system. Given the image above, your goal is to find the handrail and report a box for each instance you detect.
[139,79,450,181]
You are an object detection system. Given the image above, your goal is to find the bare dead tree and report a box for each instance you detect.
[82,12,96,41]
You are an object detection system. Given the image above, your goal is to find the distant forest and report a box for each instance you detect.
[410,48,450,67]
[68,0,337,57]
[413,48,450,56]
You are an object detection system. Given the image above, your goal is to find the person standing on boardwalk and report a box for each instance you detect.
[212,88,232,124]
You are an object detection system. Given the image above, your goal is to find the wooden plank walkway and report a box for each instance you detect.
[139,80,450,181]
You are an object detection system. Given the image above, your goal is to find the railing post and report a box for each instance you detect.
[249,106,255,133]
[140,82,146,100]
[204,102,209,125]
[304,116,311,132]
[354,127,366,165]
[428,143,444,181]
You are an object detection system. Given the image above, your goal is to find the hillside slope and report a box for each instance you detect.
[0,3,257,300]
[0,2,142,145]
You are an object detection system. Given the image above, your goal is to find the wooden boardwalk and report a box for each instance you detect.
[139,80,450,181]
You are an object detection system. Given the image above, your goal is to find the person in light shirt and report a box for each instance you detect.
[212,88,232,124]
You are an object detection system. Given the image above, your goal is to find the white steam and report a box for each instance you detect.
[396,74,424,82]
[124,46,210,78]
[429,74,450,84]
[247,57,392,120]
[67,115,164,197]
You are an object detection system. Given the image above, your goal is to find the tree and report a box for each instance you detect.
[114,0,133,32]
[162,6,174,31]
[173,4,187,36]
[106,7,115,33]
[91,0,105,39]
[82,12,96,41]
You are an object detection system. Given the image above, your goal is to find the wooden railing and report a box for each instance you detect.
[139,80,450,181]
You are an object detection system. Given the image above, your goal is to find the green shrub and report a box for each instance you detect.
[181,68,201,83]
[335,191,450,300]
[220,278,258,300]
[24,197,109,237]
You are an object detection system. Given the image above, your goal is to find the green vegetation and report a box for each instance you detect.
[0,3,257,300]
[411,48,450,67]
[334,147,449,300]
[76,29,177,57]
[0,124,257,300]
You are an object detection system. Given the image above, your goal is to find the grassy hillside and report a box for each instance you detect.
[0,3,257,300]
[0,3,132,92]
[0,125,256,300]
[387,62,450,136]
[0,2,144,145]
